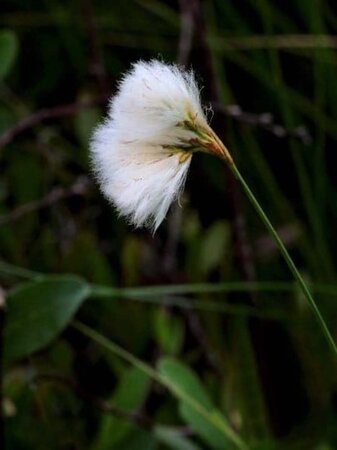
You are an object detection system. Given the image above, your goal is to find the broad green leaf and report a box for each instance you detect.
[4,275,90,364]
[92,367,150,450]
[0,30,19,79]
[155,426,202,450]
[159,358,237,449]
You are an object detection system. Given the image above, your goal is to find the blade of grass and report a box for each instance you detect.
[213,47,337,141]
[92,292,288,320]
[73,321,249,450]
[230,318,271,444]
[306,1,331,271]
[254,0,334,278]
[2,258,337,299]
[205,1,334,279]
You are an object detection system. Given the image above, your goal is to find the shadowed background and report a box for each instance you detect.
[0,0,337,449]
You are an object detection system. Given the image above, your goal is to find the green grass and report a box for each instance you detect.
[1,1,337,449]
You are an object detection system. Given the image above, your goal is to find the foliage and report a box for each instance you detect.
[1,0,337,449]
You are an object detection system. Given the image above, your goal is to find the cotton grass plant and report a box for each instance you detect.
[90,60,337,356]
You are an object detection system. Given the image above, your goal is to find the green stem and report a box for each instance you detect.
[230,163,337,357]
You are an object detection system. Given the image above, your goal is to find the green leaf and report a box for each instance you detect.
[155,426,202,450]
[4,275,90,364]
[119,429,157,450]
[0,30,19,80]
[154,309,185,355]
[92,367,150,450]
[229,318,270,444]
[159,357,213,408]
[158,357,238,449]
[200,221,230,276]
[75,323,248,450]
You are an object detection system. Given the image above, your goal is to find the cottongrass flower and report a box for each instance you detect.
[90,60,231,231]
[90,59,337,357]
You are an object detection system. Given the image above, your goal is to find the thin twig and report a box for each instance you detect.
[35,373,154,427]
[34,373,192,435]
[0,95,108,149]
[0,177,91,226]
[0,96,310,152]
[214,103,312,145]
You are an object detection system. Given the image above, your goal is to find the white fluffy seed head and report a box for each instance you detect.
[90,60,210,232]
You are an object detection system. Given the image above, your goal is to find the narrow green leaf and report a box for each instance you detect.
[154,309,185,355]
[154,426,202,450]
[200,221,230,276]
[74,322,249,450]
[4,275,90,364]
[119,429,157,450]
[229,318,270,443]
[159,357,239,449]
[92,367,150,450]
[0,30,19,79]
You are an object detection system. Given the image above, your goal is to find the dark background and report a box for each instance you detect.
[1,0,337,449]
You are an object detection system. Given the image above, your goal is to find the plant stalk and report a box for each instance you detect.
[230,163,337,357]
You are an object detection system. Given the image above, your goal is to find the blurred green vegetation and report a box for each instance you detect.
[1,0,337,449]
